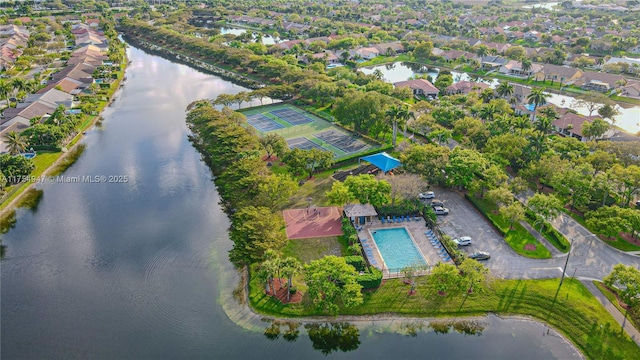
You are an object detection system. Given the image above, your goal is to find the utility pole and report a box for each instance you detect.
[559,238,574,287]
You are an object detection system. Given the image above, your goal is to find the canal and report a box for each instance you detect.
[0,45,581,359]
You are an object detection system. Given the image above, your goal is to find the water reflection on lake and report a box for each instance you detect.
[220,27,284,45]
[360,62,499,86]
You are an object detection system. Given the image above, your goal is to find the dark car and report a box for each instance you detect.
[468,251,491,260]
[430,200,444,208]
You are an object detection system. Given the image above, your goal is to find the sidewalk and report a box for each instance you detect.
[581,280,640,347]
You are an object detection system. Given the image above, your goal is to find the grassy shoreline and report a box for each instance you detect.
[249,276,639,359]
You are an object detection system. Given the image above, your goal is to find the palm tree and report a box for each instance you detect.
[478,103,498,123]
[280,257,302,302]
[0,79,12,107]
[496,81,514,99]
[11,78,26,96]
[475,45,489,58]
[479,88,494,103]
[527,87,551,121]
[386,104,412,148]
[4,131,28,155]
[521,58,533,80]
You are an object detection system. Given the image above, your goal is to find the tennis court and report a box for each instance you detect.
[287,137,327,151]
[314,130,369,153]
[246,113,285,132]
[270,108,314,125]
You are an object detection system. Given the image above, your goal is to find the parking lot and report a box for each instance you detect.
[424,188,562,279]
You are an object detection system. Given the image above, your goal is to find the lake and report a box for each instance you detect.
[0,45,582,359]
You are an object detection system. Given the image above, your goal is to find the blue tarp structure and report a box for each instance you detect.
[359,152,401,173]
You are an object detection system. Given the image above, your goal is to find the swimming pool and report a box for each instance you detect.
[370,228,427,271]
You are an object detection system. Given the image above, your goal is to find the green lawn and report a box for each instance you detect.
[594,281,640,333]
[282,236,346,264]
[1,151,60,208]
[524,213,570,253]
[468,195,552,258]
[249,277,640,360]
[562,209,640,252]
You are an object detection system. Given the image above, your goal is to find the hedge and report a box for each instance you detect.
[357,267,383,289]
[345,255,366,272]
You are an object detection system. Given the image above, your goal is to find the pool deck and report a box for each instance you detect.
[357,217,453,279]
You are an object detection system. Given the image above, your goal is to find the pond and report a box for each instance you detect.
[359,62,498,87]
[0,45,582,359]
[220,27,285,45]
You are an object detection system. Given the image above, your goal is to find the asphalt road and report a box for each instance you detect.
[429,189,640,281]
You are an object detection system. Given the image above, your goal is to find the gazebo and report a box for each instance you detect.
[359,152,401,173]
[343,204,378,225]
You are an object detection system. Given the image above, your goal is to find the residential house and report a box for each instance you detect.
[498,60,543,78]
[574,71,626,92]
[534,64,583,85]
[0,121,29,154]
[552,113,604,142]
[480,55,508,70]
[372,41,405,55]
[508,84,532,105]
[353,47,380,60]
[393,79,439,98]
[445,81,489,95]
[305,51,339,64]
[620,82,640,99]
[524,31,542,42]
[442,50,470,62]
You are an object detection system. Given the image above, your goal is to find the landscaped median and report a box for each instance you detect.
[249,277,640,360]
[465,194,552,258]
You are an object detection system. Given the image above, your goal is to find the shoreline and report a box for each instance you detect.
[0,56,128,218]
[218,265,586,359]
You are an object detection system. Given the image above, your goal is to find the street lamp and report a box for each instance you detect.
[559,238,575,287]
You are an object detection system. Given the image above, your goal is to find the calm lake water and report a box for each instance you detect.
[362,62,640,133]
[0,45,582,359]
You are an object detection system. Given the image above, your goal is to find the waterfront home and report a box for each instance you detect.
[373,41,405,55]
[534,64,583,85]
[620,82,640,99]
[480,55,508,70]
[393,79,439,98]
[498,60,543,78]
[575,71,627,92]
[445,81,489,95]
[508,84,532,105]
[353,47,380,60]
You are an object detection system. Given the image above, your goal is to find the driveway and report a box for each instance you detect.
[428,189,640,280]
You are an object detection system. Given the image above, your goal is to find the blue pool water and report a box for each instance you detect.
[371,228,427,271]
[21,153,36,159]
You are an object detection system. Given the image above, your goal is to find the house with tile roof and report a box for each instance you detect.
[534,64,583,85]
[394,79,439,98]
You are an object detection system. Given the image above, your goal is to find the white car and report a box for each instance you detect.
[454,236,472,246]
[433,206,449,215]
[419,191,435,199]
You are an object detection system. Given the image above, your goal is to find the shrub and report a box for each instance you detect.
[345,255,366,271]
[357,267,383,289]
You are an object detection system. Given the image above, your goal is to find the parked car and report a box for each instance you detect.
[468,251,491,260]
[419,191,435,199]
[433,206,449,215]
[454,236,472,246]
[430,200,444,208]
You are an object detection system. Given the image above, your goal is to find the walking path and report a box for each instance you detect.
[581,280,640,347]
